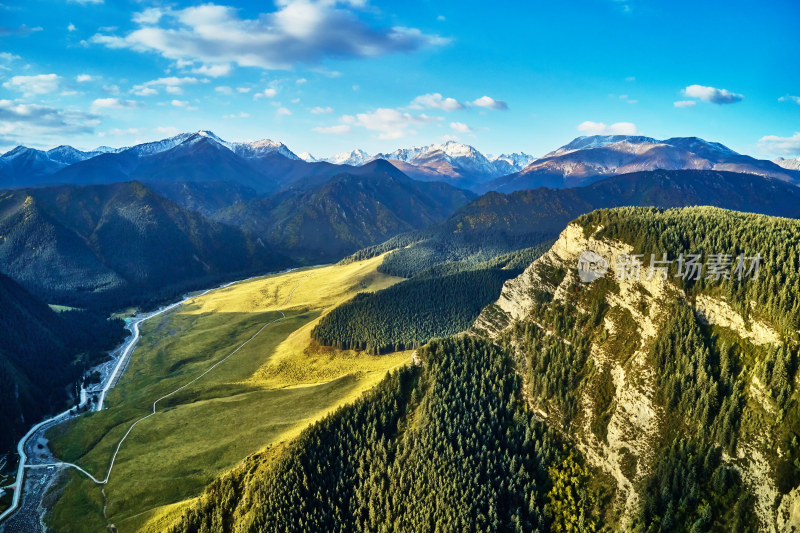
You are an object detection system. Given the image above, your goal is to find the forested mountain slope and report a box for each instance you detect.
[351,169,800,278]
[159,336,608,533]
[214,160,474,262]
[310,247,543,355]
[0,273,124,453]
[474,207,800,531]
[158,206,800,532]
[0,182,289,308]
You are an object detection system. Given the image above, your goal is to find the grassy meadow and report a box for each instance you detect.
[45,256,410,532]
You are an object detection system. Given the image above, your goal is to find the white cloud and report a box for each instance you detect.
[89,2,448,72]
[342,108,441,139]
[133,8,164,25]
[237,87,251,93]
[0,99,98,146]
[313,124,351,134]
[625,76,636,82]
[223,112,250,118]
[682,84,743,104]
[75,74,92,83]
[758,132,800,157]
[276,107,292,116]
[91,98,143,112]
[450,121,472,133]
[674,100,697,108]
[131,76,202,96]
[254,88,278,99]
[68,0,103,4]
[471,95,508,110]
[68,23,77,32]
[155,126,180,136]
[99,127,140,137]
[0,53,20,63]
[410,93,464,111]
[779,95,800,105]
[170,99,197,110]
[3,74,60,95]
[614,94,638,104]
[577,121,638,135]
[215,86,233,95]
[310,106,333,114]
[191,63,232,77]
[134,76,200,90]
[296,78,307,84]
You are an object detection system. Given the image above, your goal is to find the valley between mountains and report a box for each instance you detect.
[1,132,800,532]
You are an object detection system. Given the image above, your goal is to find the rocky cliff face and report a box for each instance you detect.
[474,222,798,532]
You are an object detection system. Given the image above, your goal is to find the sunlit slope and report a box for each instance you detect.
[45,256,408,533]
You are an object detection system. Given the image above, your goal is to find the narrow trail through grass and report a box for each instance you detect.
[34,276,308,487]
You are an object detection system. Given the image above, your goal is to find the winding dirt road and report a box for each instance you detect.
[0,271,307,528]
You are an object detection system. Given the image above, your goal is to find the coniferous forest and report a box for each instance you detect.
[3,3,800,528]
[0,273,125,453]
[167,337,604,533]
[310,268,518,353]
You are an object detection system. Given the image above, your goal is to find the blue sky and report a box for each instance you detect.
[0,0,798,159]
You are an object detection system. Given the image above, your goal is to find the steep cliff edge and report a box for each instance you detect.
[474,208,800,532]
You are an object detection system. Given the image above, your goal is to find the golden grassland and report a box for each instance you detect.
[45,256,409,532]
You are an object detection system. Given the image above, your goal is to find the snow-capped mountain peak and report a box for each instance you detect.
[774,157,800,171]
[298,152,318,162]
[93,145,118,153]
[325,149,371,166]
[46,145,100,165]
[196,130,226,143]
[547,135,659,157]
[230,138,300,160]
[489,152,538,171]
[121,132,199,157]
[374,141,484,164]
[2,146,42,160]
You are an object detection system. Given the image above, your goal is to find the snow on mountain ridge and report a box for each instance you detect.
[230,138,300,160]
[773,157,800,171]
[325,149,371,166]
[547,135,660,157]
[298,152,318,162]
[46,145,103,165]
[489,152,538,171]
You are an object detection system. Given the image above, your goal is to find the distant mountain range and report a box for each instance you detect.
[312,143,537,187]
[480,135,799,192]
[362,169,800,278]
[3,131,798,195]
[0,130,344,193]
[0,158,474,306]
[2,129,800,305]
[213,160,474,261]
